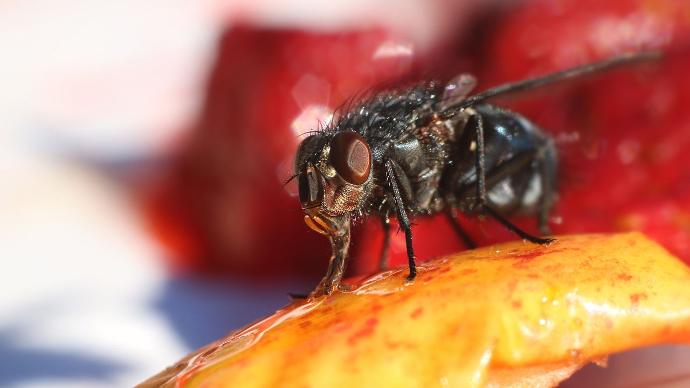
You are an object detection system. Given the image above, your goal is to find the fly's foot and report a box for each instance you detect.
[529,236,556,245]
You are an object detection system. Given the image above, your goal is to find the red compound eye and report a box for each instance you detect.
[329,131,371,185]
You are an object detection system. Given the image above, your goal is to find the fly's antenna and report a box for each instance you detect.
[440,51,662,119]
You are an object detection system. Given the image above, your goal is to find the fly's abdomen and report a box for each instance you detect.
[441,104,557,217]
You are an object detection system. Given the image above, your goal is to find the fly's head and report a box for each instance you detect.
[294,131,373,238]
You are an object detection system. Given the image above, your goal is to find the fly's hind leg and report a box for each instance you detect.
[445,210,476,249]
[537,139,558,236]
[466,108,554,245]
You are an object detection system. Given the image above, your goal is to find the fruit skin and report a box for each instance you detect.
[139,233,690,388]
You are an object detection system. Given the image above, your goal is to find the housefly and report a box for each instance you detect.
[293,52,659,297]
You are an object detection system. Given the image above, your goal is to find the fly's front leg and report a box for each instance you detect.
[379,214,391,271]
[465,108,554,245]
[385,160,417,281]
[310,217,352,297]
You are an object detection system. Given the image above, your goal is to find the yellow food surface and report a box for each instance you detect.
[141,233,690,387]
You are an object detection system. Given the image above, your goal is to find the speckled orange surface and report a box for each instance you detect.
[141,233,690,387]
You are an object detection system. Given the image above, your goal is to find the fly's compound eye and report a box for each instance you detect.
[329,131,371,185]
[298,166,323,208]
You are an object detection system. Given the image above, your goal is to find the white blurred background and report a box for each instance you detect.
[1,2,227,386]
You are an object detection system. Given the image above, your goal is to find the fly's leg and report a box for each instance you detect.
[445,210,476,249]
[466,108,555,245]
[385,160,417,281]
[483,206,554,244]
[378,215,391,271]
[538,139,558,236]
[471,109,488,204]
